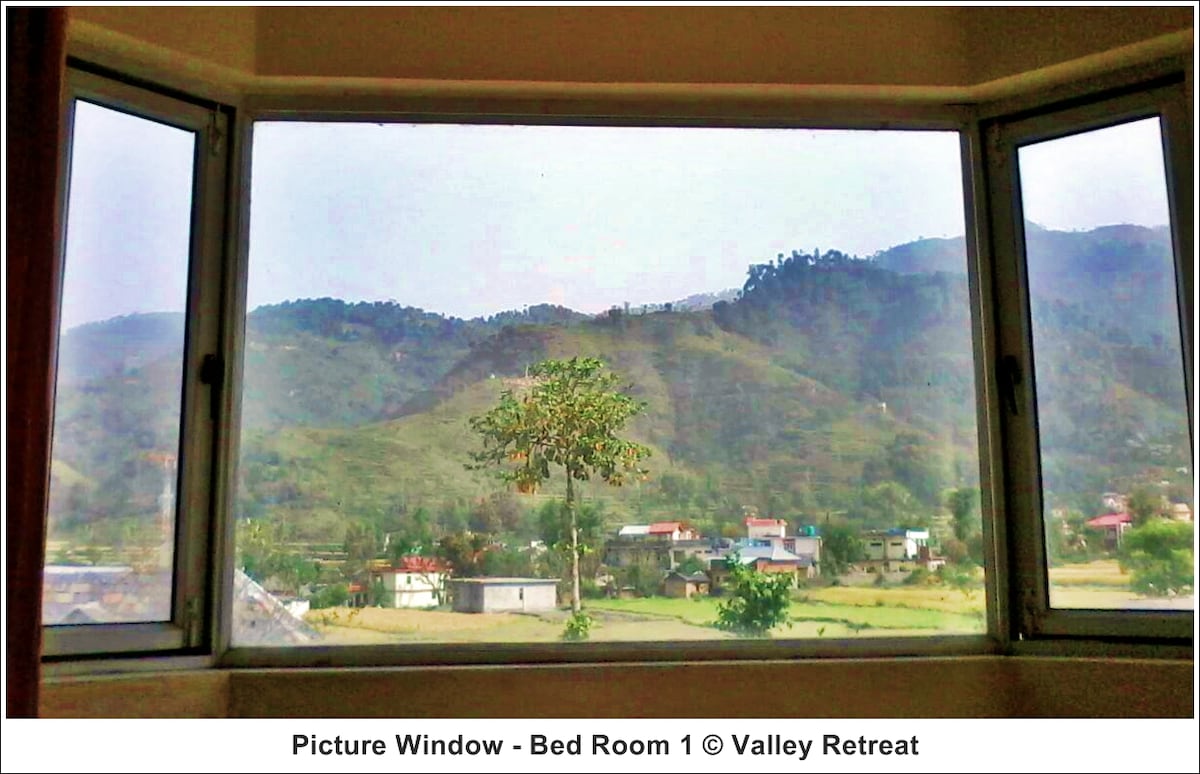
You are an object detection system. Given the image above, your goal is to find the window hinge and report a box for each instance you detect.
[208,111,224,157]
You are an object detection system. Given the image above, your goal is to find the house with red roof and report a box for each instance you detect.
[370,555,446,608]
[1085,512,1133,549]
[745,517,787,540]
[648,521,698,541]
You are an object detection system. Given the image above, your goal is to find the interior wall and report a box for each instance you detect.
[963,7,1193,85]
[68,6,257,74]
[66,7,1192,89]
[40,658,1194,718]
[41,671,230,718]
[253,7,970,86]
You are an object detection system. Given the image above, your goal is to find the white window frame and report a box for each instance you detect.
[43,67,230,659]
[983,75,1194,644]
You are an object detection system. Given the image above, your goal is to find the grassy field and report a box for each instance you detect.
[305,582,988,644]
[300,559,1190,645]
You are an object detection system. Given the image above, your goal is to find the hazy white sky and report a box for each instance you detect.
[59,108,1172,329]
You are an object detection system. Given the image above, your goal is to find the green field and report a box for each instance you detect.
[305,583,989,645]
[300,559,1194,645]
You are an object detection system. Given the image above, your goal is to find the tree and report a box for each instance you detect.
[714,553,793,637]
[342,521,379,584]
[1119,519,1193,597]
[388,506,434,561]
[468,357,651,616]
[537,499,605,599]
[820,520,864,577]
[436,531,491,578]
[947,487,978,542]
[859,481,921,528]
[1126,486,1169,526]
[676,554,707,575]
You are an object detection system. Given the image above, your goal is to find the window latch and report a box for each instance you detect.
[199,353,224,421]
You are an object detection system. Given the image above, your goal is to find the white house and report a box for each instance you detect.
[863,529,929,562]
[371,556,445,608]
[745,517,787,540]
[448,577,559,613]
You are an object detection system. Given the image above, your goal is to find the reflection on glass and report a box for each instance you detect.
[1018,118,1193,610]
[42,101,196,625]
[233,123,985,646]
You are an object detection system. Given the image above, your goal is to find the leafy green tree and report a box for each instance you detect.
[714,553,793,637]
[884,433,946,507]
[236,518,318,594]
[388,506,434,561]
[859,481,921,528]
[436,531,491,577]
[676,554,707,575]
[1126,486,1169,526]
[537,499,605,599]
[947,487,978,542]
[342,521,379,584]
[1119,519,1194,597]
[309,582,350,610]
[468,357,651,616]
[820,520,864,577]
[621,554,666,598]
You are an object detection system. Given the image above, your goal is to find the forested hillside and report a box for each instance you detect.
[47,225,1191,558]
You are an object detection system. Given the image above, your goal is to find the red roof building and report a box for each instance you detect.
[745,517,787,539]
[1085,512,1132,529]
[1085,512,1132,549]
[647,522,696,541]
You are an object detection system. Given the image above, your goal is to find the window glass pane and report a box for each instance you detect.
[43,100,196,625]
[234,123,984,647]
[1018,117,1193,611]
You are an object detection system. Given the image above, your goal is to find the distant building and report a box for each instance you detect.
[1101,492,1128,513]
[607,522,703,569]
[371,556,445,608]
[860,528,931,573]
[648,521,698,541]
[663,571,710,598]
[745,517,787,540]
[42,565,171,625]
[1085,512,1133,549]
[740,519,822,577]
[448,577,558,613]
[708,544,812,590]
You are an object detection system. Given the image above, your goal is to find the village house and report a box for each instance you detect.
[707,544,812,591]
[370,555,445,609]
[663,571,711,599]
[860,528,932,574]
[745,516,787,540]
[1085,512,1133,550]
[447,577,558,613]
[742,517,823,576]
[605,521,704,569]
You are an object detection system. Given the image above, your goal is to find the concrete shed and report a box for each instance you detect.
[448,577,559,613]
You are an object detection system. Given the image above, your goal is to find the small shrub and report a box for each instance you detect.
[714,556,793,637]
[561,610,594,641]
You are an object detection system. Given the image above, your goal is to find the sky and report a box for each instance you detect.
[59,107,1172,329]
